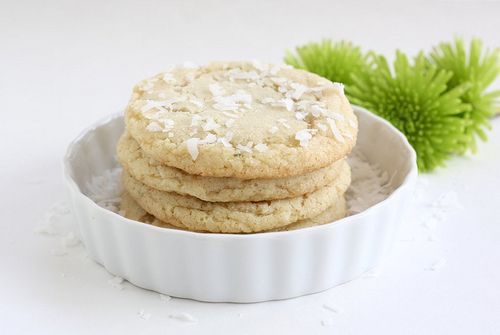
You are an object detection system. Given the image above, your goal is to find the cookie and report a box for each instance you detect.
[120,191,346,233]
[120,192,186,230]
[268,195,346,232]
[125,61,357,179]
[117,132,349,202]
[121,165,351,233]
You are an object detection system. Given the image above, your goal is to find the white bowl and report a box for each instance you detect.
[63,106,417,303]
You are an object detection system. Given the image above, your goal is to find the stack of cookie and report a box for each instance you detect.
[118,61,358,233]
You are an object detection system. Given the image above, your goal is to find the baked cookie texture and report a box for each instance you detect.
[117,132,348,202]
[121,191,346,233]
[125,61,357,179]
[122,165,351,233]
[117,61,358,233]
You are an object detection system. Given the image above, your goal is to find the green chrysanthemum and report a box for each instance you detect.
[284,39,371,90]
[349,52,470,171]
[429,38,500,153]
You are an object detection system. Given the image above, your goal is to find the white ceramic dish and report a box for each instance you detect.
[63,106,417,303]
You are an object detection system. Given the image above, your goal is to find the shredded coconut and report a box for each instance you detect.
[169,313,197,323]
[146,121,163,132]
[138,309,151,320]
[323,304,342,314]
[160,294,172,302]
[427,258,447,271]
[254,143,268,152]
[269,126,279,134]
[346,151,391,214]
[186,138,200,160]
[295,129,313,147]
[108,276,125,290]
[202,117,220,131]
[327,117,345,143]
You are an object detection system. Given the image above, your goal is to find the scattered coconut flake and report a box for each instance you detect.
[138,309,151,320]
[236,143,252,153]
[276,98,294,111]
[268,126,279,134]
[209,83,225,96]
[316,123,327,132]
[108,276,125,290]
[327,118,345,143]
[321,319,333,327]
[186,138,200,160]
[86,167,122,213]
[427,258,447,271]
[191,115,203,127]
[225,119,236,128]
[160,294,172,302]
[290,82,309,100]
[199,134,217,145]
[162,72,175,83]
[251,60,267,72]
[213,90,252,111]
[295,129,313,147]
[228,69,259,80]
[270,77,287,85]
[190,98,204,108]
[146,121,163,132]
[182,61,198,69]
[169,313,197,323]
[323,304,342,314]
[254,143,268,152]
[332,82,345,94]
[202,117,220,131]
[295,112,307,120]
[346,151,391,214]
[260,97,275,105]
[61,232,80,248]
[348,119,357,128]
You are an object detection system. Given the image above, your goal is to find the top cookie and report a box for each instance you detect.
[125,61,357,179]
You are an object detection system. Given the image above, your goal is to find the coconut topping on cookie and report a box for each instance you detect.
[125,61,357,178]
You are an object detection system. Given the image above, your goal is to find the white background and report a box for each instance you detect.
[1,0,500,334]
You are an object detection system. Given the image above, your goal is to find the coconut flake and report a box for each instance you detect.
[199,133,217,145]
[254,143,268,152]
[209,83,225,96]
[428,258,447,271]
[182,61,198,69]
[202,117,220,131]
[228,69,259,80]
[236,143,252,153]
[169,313,197,323]
[191,115,203,127]
[290,82,309,100]
[186,138,200,160]
[269,126,279,134]
[162,72,175,83]
[190,98,204,108]
[137,309,151,320]
[108,276,125,290]
[316,123,327,132]
[225,119,236,128]
[160,294,172,302]
[333,82,345,94]
[295,129,313,147]
[327,118,345,143]
[295,112,307,120]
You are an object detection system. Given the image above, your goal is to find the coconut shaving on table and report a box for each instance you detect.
[84,149,392,219]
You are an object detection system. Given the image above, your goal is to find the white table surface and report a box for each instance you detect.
[1,0,500,334]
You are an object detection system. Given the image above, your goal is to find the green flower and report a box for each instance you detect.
[348,52,470,171]
[429,38,500,153]
[284,39,371,90]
